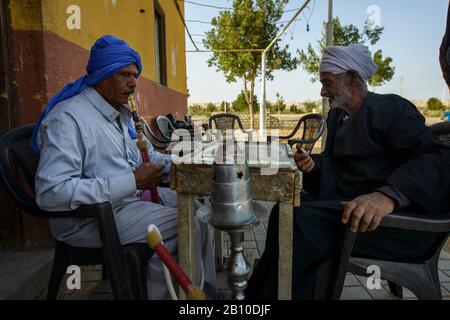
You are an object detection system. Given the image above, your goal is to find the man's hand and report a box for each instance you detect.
[294,144,315,173]
[134,163,165,190]
[342,192,396,232]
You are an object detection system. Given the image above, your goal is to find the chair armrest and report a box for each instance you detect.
[267,135,289,143]
[323,211,450,299]
[13,187,114,220]
[380,212,450,232]
[49,201,132,298]
[49,202,113,218]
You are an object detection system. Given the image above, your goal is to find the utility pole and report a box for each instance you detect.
[321,0,333,151]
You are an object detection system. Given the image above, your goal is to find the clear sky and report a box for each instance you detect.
[183,0,449,104]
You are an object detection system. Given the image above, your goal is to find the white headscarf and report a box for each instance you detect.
[319,44,378,82]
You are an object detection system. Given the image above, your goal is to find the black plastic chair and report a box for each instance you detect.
[267,113,325,154]
[0,124,153,300]
[322,121,450,300]
[185,114,193,125]
[208,113,252,141]
[209,113,246,133]
[140,117,171,151]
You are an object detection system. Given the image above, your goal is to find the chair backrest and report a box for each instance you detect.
[209,113,245,134]
[185,114,193,124]
[299,114,325,151]
[272,113,325,154]
[166,114,177,127]
[156,116,175,140]
[0,124,42,216]
[140,117,170,151]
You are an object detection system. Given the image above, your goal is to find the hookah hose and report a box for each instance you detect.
[128,96,161,204]
[146,225,205,300]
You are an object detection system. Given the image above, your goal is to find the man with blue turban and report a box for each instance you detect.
[34,35,216,299]
[246,44,450,299]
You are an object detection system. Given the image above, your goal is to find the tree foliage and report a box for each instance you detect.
[271,92,286,113]
[302,101,319,113]
[233,90,259,113]
[203,0,297,128]
[206,102,217,114]
[427,98,445,111]
[298,17,394,87]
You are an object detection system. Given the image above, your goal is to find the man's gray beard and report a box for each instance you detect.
[330,82,353,110]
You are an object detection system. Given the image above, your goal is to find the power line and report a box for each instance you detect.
[188,27,287,47]
[179,0,304,14]
[185,18,302,25]
[278,18,302,25]
[185,19,212,25]
[186,49,265,53]
[182,1,316,51]
[173,0,199,51]
[302,0,316,21]
[302,0,316,31]
[181,0,249,12]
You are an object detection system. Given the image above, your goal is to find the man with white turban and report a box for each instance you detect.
[440,1,450,89]
[246,45,450,299]
[34,35,216,299]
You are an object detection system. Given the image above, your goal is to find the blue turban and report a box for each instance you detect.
[31,35,143,152]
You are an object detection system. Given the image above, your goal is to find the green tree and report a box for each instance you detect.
[219,101,227,112]
[203,0,297,129]
[298,17,395,88]
[189,104,203,115]
[272,92,286,113]
[206,102,217,114]
[302,101,319,113]
[427,98,445,111]
[232,90,259,113]
[289,104,300,113]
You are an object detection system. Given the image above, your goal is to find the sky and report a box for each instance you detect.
[183,0,450,104]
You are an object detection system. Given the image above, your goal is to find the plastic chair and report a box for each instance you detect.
[185,114,193,125]
[321,121,450,300]
[267,113,325,154]
[208,113,252,141]
[156,116,175,141]
[140,117,171,151]
[0,124,153,300]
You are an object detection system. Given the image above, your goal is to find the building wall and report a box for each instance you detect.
[9,0,187,123]
[0,0,25,249]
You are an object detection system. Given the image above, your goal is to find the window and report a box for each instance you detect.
[154,2,167,86]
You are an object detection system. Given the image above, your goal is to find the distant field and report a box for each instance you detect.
[426,117,444,125]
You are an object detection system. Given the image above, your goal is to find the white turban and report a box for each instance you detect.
[320,44,378,82]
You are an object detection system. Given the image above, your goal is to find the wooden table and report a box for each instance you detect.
[169,141,301,300]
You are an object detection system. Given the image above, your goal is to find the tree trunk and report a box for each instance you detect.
[243,79,254,130]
